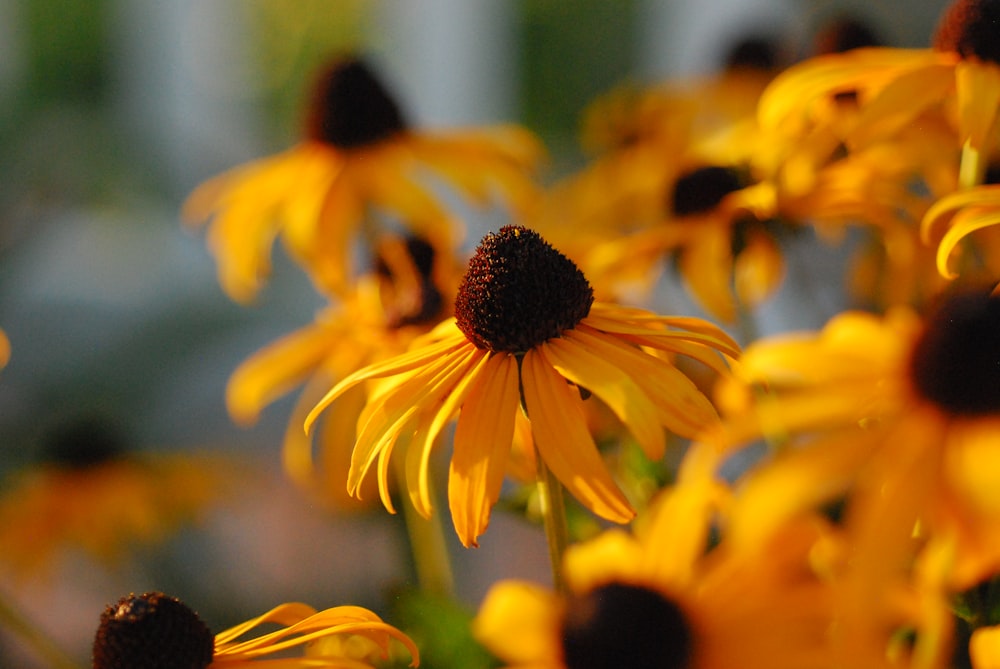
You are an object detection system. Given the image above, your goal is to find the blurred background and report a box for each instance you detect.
[0,1,947,666]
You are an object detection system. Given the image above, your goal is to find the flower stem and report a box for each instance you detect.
[534,450,570,594]
[0,588,80,669]
[394,453,455,598]
[960,140,985,190]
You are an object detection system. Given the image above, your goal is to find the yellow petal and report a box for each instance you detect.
[449,353,520,548]
[403,348,492,519]
[678,225,737,323]
[956,60,1000,151]
[971,626,1000,669]
[473,580,561,665]
[521,349,634,523]
[543,335,665,459]
[935,205,1000,280]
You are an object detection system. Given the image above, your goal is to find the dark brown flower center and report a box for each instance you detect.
[813,16,883,54]
[561,583,693,669]
[934,0,1000,64]
[42,414,127,469]
[670,166,744,217]
[92,592,214,669]
[374,235,445,327]
[305,57,408,149]
[454,226,593,352]
[909,289,1000,416]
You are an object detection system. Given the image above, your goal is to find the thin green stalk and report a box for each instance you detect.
[534,448,570,594]
[0,589,80,669]
[960,140,986,190]
[394,451,455,598]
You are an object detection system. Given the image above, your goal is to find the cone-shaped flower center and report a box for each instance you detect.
[909,289,1000,416]
[306,57,408,148]
[561,583,693,669]
[454,226,594,353]
[934,0,1000,64]
[93,592,214,669]
[670,166,744,216]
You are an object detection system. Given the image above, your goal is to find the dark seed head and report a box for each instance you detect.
[561,582,693,669]
[305,57,408,149]
[909,289,1000,416]
[42,415,128,469]
[934,0,1000,64]
[814,15,883,54]
[670,166,744,217]
[92,592,214,669]
[454,226,593,353]
[723,35,780,72]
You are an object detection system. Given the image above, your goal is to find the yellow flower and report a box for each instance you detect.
[92,591,419,668]
[226,235,457,509]
[759,0,1000,174]
[707,288,1000,667]
[473,473,861,669]
[0,416,235,579]
[536,70,788,322]
[305,226,739,547]
[184,55,543,303]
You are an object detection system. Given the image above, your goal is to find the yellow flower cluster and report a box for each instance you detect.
[15,0,1000,665]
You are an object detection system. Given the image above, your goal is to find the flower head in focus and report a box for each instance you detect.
[184,55,543,303]
[305,226,739,547]
[91,591,418,668]
[0,415,236,579]
[474,474,858,669]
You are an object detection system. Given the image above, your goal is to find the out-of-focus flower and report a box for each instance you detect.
[91,591,419,668]
[226,234,458,509]
[184,55,543,303]
[708,288,1000,667]
[759,0,1000,186]
[0,328,8,368]
[473,471,864,669]
[0,416,236,579]
[305,226,738,547]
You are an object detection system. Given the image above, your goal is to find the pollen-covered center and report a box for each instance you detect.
[561,582,693,669]
[92,592,214,669]
[306,57,408,149]
[934,0,1000,64]
[670,165,744,216]
[909,289,1000,416]
[454,226,594,353]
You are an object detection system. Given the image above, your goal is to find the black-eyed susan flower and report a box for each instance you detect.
[706,288,1000,667]
[759,0,1000,188]
[227,234,456,509]
[92,591,418,668]
[0,416,235,578]
[304,226,739,548]
[184,55,543,303]
[473,472,864,669]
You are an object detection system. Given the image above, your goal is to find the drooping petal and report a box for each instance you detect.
[955,60,1000,152]
[543,335,665,459]
[449,353,520,547]
[304,325,467,433]
[521,349,635,523]
[403,348,493,519]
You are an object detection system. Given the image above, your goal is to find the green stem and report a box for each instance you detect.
[0,588,80,669]
[394,452,455,598]
[960,140,985,190]
[534,449,570,594]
